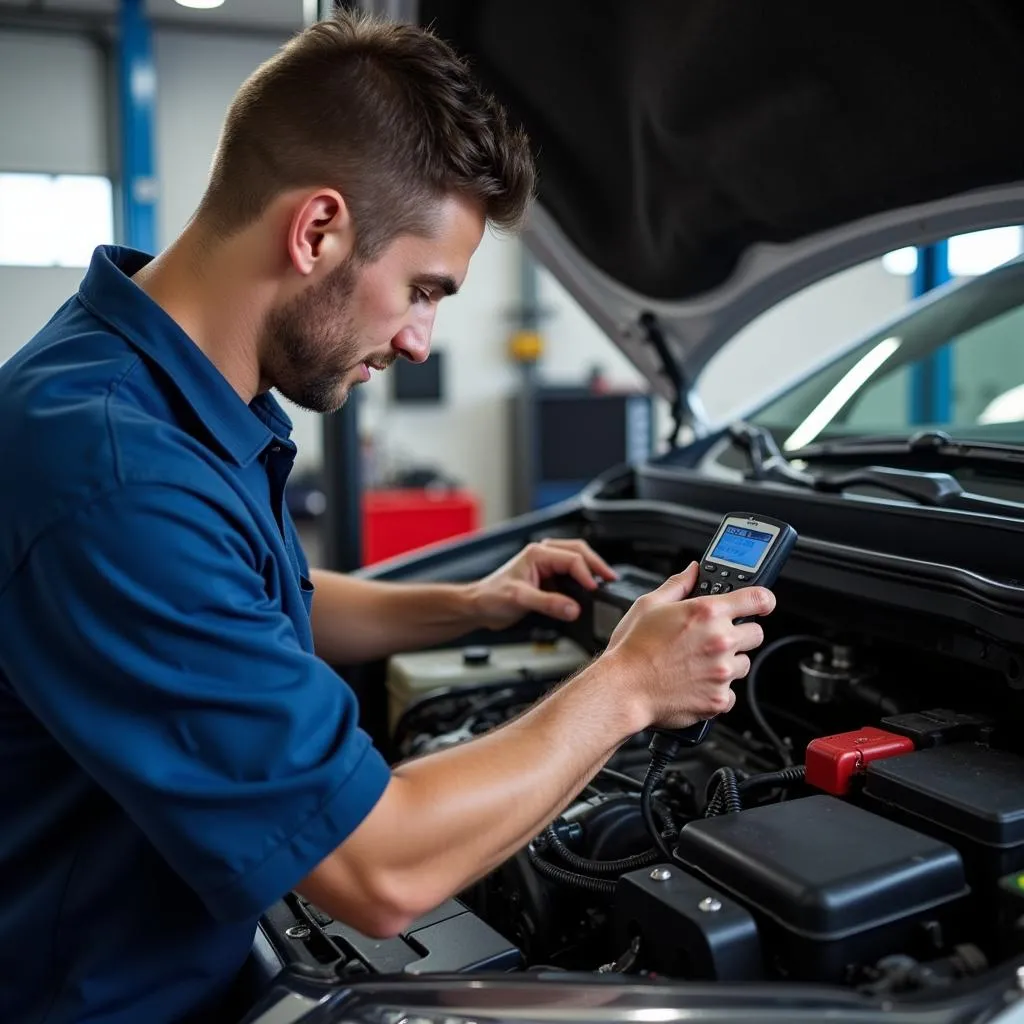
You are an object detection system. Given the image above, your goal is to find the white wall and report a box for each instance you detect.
[153,29,287,244]
[0,29,109,364]
[697,259,911,425]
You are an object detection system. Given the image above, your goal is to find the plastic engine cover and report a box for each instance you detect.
[674,795,969,981]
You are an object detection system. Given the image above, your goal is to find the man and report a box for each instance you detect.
[0,11,774,1024]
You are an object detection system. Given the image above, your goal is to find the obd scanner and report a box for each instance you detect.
[661,512,798,747]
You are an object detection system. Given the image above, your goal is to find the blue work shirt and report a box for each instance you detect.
[0,246,391,1023]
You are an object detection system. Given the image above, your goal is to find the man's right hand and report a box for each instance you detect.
[601,561,775,731]
[298,561,775,940]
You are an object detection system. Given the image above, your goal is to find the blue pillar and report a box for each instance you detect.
[118,0,158,252]
[908,240,952,424]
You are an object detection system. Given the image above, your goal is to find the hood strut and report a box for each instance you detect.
[639,312,687,445]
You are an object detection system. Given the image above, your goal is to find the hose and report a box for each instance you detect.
[748,635,827,767]
[543,826,662,876]
[527,842,618,895]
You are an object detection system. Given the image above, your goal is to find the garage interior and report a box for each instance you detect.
[5,2,1024,1023]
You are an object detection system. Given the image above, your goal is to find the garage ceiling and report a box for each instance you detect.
[0,0,306,32]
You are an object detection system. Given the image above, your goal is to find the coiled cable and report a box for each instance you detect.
[705,764,807,816]
[526,841,617,895]
[542,826,662,876]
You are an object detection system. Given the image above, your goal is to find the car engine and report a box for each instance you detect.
[262,559,1024,999]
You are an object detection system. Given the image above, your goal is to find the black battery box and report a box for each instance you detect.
[863,742,1024,887]
[673,795,969,982]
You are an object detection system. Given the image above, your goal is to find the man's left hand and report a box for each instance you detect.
[468,539,618,631]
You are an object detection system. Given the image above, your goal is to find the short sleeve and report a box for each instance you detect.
[0,483,391,923]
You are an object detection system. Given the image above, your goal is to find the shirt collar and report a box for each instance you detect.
[76,244,293,466]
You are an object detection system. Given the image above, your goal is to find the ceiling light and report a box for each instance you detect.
[174,0,226,9]
[881,247,918,276]
[947,226,1023,277]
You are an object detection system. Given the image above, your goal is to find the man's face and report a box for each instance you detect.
[262,194,485,414]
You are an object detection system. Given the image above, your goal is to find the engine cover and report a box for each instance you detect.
[673,795,970,981]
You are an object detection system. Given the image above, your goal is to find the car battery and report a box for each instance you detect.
[863,742,1024,887]
[385,637,589,734]
[674,795,969,982]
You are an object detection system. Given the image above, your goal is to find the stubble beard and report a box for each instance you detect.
[262,257,363,415]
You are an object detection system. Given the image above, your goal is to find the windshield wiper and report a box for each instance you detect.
[787,429,1024,468]
[729,423,1024,514]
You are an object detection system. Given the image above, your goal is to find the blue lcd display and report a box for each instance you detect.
[710,525,774,569]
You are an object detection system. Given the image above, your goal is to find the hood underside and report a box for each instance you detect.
[417,0,1024,407]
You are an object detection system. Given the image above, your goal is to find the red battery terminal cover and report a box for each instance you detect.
[805,727,915,795]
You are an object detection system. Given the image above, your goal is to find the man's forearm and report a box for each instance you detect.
[298,652,644,936]
[308,569,481,663]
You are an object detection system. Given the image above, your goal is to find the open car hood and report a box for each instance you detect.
[402,0,1024,421]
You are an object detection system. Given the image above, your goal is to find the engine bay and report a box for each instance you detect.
[262,530,1024,999]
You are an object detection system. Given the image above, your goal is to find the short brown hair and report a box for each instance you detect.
[198,9,535,259]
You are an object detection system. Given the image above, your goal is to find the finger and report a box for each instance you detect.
[511,581,580,622]
[732,653,751,681]
[732,621,765,654]
[645,562,698,605]
[720,585,775,620]
[534,547,599,593]
[542,539,618,581]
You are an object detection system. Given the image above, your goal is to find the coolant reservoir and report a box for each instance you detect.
[385,637,589,734]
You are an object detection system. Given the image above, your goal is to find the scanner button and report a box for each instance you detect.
[703,563,718,573]
[710,582,724,595]
[698,581,711,593]
[719,570,730,578]
[736,573,749,582]
[719,583,732,593]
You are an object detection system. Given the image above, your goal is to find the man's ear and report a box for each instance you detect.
[286,189,353,276]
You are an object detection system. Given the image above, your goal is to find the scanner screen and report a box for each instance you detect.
[711,525,774,569]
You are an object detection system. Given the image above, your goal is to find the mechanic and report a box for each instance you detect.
[0,12,775,1024]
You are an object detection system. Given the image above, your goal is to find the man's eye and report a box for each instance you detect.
[412,287,431,305]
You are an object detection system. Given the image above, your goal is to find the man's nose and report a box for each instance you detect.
[392,323,431,364]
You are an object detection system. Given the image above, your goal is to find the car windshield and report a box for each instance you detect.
[749,256,1024,450]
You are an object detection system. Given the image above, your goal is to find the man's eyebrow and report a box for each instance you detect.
[415,273,458,297]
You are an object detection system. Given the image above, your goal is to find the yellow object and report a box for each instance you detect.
[509,330,544,363]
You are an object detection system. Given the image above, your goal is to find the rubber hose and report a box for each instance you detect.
[527,843,618,896]
[543,826,662,876]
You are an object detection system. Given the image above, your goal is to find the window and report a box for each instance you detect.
[752,257,1024,446]
[0,173,114,268]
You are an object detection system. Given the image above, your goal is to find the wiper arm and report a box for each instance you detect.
[787,429,1024,468]
[730,423,1024,514]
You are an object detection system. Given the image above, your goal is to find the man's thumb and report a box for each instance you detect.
[653,561,699,603]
